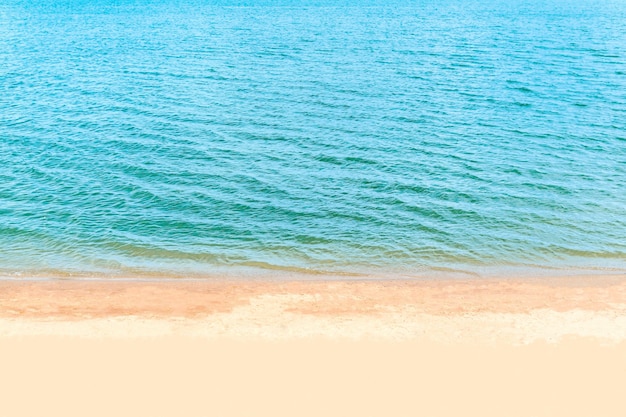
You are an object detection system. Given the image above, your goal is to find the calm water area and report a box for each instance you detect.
[1,0,625,279]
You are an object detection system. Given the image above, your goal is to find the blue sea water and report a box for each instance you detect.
[1,0,625,279]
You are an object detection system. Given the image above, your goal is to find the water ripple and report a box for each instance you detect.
[1,0,626,278]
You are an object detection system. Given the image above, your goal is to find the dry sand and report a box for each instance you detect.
[1,275,625,416]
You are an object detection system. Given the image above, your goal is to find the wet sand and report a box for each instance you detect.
[1,275,626,416]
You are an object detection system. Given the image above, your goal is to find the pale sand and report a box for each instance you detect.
[1,275,626,416]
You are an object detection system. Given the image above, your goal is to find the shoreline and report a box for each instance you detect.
[2,261,625,282]
[2,274,625,342]
[2,274,626,416]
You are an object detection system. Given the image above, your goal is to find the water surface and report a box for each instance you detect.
[1,0,625,278]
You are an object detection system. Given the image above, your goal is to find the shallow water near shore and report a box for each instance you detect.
[1,0,626,278]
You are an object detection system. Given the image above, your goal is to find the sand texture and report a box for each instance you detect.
[1,275,626,416]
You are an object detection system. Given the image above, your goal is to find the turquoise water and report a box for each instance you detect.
[1,0,626,278]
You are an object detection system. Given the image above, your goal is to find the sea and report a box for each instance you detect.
[1,0,625,279]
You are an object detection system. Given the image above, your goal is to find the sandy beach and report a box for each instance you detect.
[1,275,625,416]
[5,1,626,416]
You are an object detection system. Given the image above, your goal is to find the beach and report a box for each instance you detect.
[1,275,625,416]
[3,1,626,416]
